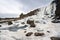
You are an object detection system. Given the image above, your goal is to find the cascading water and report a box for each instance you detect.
[36,0,56,24]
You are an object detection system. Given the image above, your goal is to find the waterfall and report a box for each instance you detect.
[36,0,56,24]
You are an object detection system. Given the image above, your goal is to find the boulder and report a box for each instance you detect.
[8,21,13,25]
[25,32,33,36]
[50,37,60,40]
[27,20,36,27]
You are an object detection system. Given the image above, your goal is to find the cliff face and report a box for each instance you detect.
[51,0,60,23]
[53,0,60,19]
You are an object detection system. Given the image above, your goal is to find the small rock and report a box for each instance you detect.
[8,21,13,25]
[50,37,60,40]
[27,20,36,27]
[47,31,50,33]
[21,22,25,24]
[27,20,34,24]
[24,31,27,33]
[34,32,44,36]
[25,32,33,37]
[0,25,1,27]
[30,24,36,27]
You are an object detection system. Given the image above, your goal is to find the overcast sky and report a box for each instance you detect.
[0,0,53,18]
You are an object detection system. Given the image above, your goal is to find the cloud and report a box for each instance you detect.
[0,0,52,14]
[17,0,53,13]
[0,0,53,17]
[0,0,23,14]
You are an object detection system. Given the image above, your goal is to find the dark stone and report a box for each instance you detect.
[0,25,1,27]
[53,0,60,20]
[50,37,60,40]
[27,20,36,27]
[34,32,44,36]
[25,32,33,36]
[27,20,34,24]
[47,31,50,33]
[24,31,27,33]
[30,24,35,27]
[52,20,60,23]
[51,15,54,17]
[45,13,49,15]
[8,21,13,25]
[21,22,25,24]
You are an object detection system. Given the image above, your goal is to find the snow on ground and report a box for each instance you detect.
[0,17,60,40]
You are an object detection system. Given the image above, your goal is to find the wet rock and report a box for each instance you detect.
[30,24,35,27]
[21,22,25,24]
[45,13,49,15]
[8,21,13,25]
[53,0,60,19]
[50,37,60,40]
[52,20,60,23]
[27,20,36,27]
[25,32,33,36]
[27,20,34,24]
[34,32,44,36]
[47,31,50,33]
[0,25,1,27]
[37,30,44,32]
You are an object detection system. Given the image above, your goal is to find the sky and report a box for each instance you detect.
[0,0,53,18]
